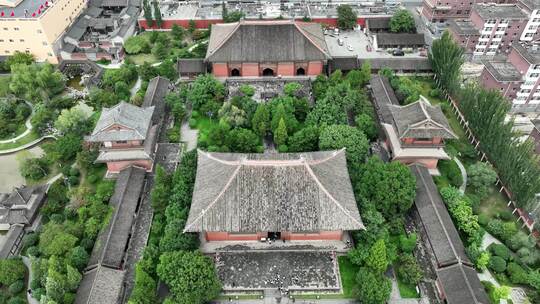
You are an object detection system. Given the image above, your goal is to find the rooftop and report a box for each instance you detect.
[447,20,480,36]
[206,20,330,63]
[0,0,51,18]
[86,102,154,142]
[376,33,426,47]
[512,43,540,64]
[185,149,363,233]
[369,74,399,124]
[388,97,457,139]
[473,3,528,20]
[483,61,522,82]
[0,184,47,226]
[75,266,125,304]
[436,263,491,304]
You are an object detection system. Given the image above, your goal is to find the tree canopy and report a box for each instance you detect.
[337,5,357,29]
[389,9,416,33]
[319,125,369,167]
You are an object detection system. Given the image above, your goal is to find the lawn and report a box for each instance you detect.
[192,115,219,145]
[0,130,42,151]
[397,279,420,298]
[126,53,158,65]
[338,256,359,298]
[476,188,509,219]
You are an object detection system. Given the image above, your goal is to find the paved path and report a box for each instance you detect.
[130,77,142,97]
[180,120,198,151]
[0,146,44,192]
[453,157,467,193]
[0,135,55,155]
[21,256,39,304]
[211,299,357,304]
[481,232,502,250]
[0,101,34,144]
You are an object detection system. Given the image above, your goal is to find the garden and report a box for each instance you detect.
[427,31,540,303]
[126,62,427,304]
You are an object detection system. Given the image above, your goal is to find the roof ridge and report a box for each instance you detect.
[438,262,480,303]
[413,164,461,264]
[207,22,242,56]
[293,22,331,58]
[303,160,365,230]
[183,164,242,233]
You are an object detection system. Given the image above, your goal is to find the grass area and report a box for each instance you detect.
[126,53,158,65]
[192,116,219,145]
[397,279,420,298]
[0,130,42,151]
[338,256,358,298]
[477,188,509,219]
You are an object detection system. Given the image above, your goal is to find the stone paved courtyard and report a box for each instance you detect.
[215,251,340,291]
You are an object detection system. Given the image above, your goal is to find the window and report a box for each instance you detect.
[485,27,493,31]
[37,29,42,33]
[13,27,19,31]
[487,19,496,24]
[526,33,534,37]
[42,41,47,46]
[116,140,128,144]
[530,25,537,30]
[4,50,9,54]
[2,28,7,31]
[534,64,540,70]
[521,89,532,93]
[496,27,504,31]
[9,39,13,42]
[0,39,3,42]
[19,39,24,42]
[534,18,540,22]
[530,73,540,77]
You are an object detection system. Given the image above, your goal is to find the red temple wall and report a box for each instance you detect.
[277,62,295,76]
[106,160,153,173]
[204,231,342,241]
[242,63,260,76]
[212,63,228,77]
[307,61,323,75]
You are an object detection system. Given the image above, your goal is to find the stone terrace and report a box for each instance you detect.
[226,77,313,103]
[215,251,340,292]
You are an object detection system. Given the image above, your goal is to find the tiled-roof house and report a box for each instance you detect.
[410,164,490,304]
[85,102,157,176]
[206,20,331,77]
[370,75,457,174]
[185,149,363,241]
[0,184,48,230]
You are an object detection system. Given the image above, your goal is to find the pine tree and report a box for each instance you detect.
[252,104,270,137]
[274,118,288,147]
[153,1,163,28]
[143,0,153,28]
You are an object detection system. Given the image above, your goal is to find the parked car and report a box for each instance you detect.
[392,49,405,56]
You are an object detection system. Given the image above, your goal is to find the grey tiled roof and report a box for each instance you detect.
[206,20,330,63]
[448,20,480,36]
[0,224,24,259]
[388,99,457,139]
[87,166,146,269]
[410,164,470,267]
[437,263,490,304]
[512,43,540,64]
[483,61,522,82]
[75,266,125,304]
[370,74,399,125]
[143,76,171,123]
[177,58,206,74]
[376,33,426,47]
[0,185,47,225]
[473,4,528,20]
[86,102,154,142]
[185,149,364,233]
[366,17,390,30]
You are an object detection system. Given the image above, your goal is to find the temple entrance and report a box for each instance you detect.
[262,68,275,76]
[296,67,305,75]
[231,68,241,77]
[268,232,281,240]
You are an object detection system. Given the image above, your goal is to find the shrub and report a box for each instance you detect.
[188,118,197,128]
[26,246,39,257]
[498,210,514,221]
[0,259,26,285]
[399,233,417,254]
[20,157,48,181]
[438,159,462,188]
[489,244,511,261]
[397,254,423,285]
[489,256,507,273]
[429,88,441,98]
[507,262,528,285]
[8,280,25,295]
[22,233,39,250]
[7,297,25,304]
[478,214,490,226]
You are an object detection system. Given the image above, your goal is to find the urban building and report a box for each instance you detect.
[370,75,457,174]
[184,149,364,242]
[59,0,139,62]
[470,4,529,56]
[421,0,512,23]
[85,102,158,176]
[0,0,86,63]
[448,20,480,54]
[206,20,331,77]
[516,0,540,41]
[480,43,540,112]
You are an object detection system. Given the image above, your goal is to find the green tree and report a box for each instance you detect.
[20,157,48,180]
[319,125,369,167]
[337,5,357,29]
[143,0,153,28]
[0,258,26,285]
[159,219,199,252]
[356,157,416,218]
[187,74,225,115]
[54,104,92,135]
[67,246,89,271]
[347,62,371,88]
[151,165,171,212]
[274,118,288,147]
[218,103,247,128]
[188,20,196,33]
[5,51,34,70]
[129,265,158,304]
[39,223,78,257]
[355,113,377,141]
[225,128,261,153]
[251,104,270,137]
[152,41,168,60]
[171,24,185,41]
[397,254,423,285]
[284,82,302,97]
[389,9,416,33]
[157,251,221,304]
[365,239,388,273]
[489,256,507,273]
[65,265,82,291]
[288,126,319,152]
[429,30,464,95]
[467,162,497,199]
[224,10,245,23]
[153,1,163,28]
[124,36,150,54]
[354,267,392,304]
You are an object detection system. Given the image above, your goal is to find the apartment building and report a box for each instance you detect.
[471,4,529,56]
[480,43,540,113]
[0,0,86,63]
[448,20,480,54]
[421,0,512,23]
[516,0,540,41]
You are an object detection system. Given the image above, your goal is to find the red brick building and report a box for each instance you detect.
[205,20,331,78]
[184,149,364,242]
